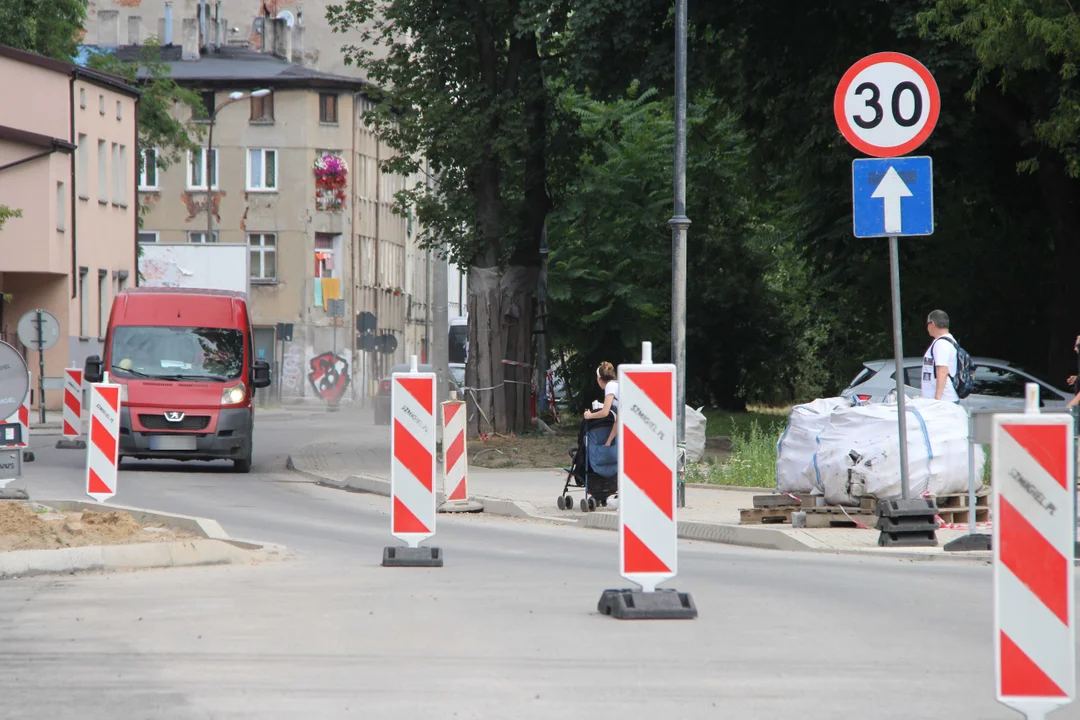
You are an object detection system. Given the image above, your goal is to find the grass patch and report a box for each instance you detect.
[704,406,788,439]
[690,420,781,488]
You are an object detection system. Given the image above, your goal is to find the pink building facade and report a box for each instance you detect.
[0,45,139,412]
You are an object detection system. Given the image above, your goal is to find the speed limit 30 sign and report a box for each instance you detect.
[834,52,940,158]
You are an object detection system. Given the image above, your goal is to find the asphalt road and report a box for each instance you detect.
[0,407,1073,719]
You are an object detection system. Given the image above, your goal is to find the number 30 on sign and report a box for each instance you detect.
[833,52,940,158]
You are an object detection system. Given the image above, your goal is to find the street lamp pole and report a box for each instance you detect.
[670,0,690,509]
[206,89,270,242]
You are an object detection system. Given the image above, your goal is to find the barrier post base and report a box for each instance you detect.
[382,546,444,567]
[55,439,86,450]
[875,498,939,548]
[944,533,992,552]
[21,451,33,463]
[0,488,29,500]
[437,499,484,514]
[597,588,697,620]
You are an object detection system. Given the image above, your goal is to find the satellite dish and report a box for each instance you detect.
[276,10,295,27]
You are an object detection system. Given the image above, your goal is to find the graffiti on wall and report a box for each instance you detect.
[281,344,304,393]
[308,351,350,403]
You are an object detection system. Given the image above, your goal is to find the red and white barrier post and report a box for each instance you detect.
[993,383,1074,719]
[442,396,467,502]
[598,342,696,619]
[383,355,442,567]
[56,368,87,450]
[3,373,30,451]
[85,381,121,503]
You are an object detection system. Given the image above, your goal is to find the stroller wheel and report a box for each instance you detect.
[557,495,568,510]
[588,497,597,511]
[580,498,589,512]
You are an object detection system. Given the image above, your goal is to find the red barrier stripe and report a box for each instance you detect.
[63,421,77,436]
[624,426,673,519]
[446,432,464,472]
[625,371,673,420]
[64,390,80,415]
[67,370,82,384]
[1000,630,1067,697]
[1003,423,1069,489]
[98,386,120,414]
[448,479,466,501]
[444,402,461,424]
[1000,496,1068,625]
[18,406,27,424]
[87,468,111,495]
[623,525,671,573]
[393,419,432,491]
[397,377,433,417]
[393,496,430,534]
[91,416,117,465]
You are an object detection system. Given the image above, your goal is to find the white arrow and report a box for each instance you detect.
[871,166,913,235]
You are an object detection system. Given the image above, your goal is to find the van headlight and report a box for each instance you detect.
[221,383,246,406]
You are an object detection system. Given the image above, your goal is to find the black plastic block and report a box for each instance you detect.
[944,533,992,552]
[382,546,444,567]
[597,588,698,620]
[878,531,938,547]
[55,439,86,450]
[877,498,938,518]
[876,514,939,532]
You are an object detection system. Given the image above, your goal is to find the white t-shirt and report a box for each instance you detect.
[604,380,619,411]
[921,334,959,403]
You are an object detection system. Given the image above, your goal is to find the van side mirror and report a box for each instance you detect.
[84,355,104,384]
[252,359,271,389]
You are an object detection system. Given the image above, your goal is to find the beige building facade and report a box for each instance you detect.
[0,45,138,413]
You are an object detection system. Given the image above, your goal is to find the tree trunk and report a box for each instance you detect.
[1040,157,1080,383]
[467,265,538,436]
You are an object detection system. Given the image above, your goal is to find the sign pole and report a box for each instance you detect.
[35,309,45,425]
[887,236,911,499]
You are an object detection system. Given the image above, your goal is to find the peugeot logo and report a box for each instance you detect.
[164,412,185,422]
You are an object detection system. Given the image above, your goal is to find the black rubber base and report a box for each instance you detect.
[597,588,698,620]
[382,546,444,567]
[21,451,33,463]
[944,533,992,552]
[55,439,86,450]
[0,488,29,500]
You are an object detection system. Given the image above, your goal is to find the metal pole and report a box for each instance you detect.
[424,247,431,363]
[537,220,549,413]
[36,310,45,424]
[670,0,690,509]
[888,236,910,499]
[205,109,215,243]
[967,411,976,534]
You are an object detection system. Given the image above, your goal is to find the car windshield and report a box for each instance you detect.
[109,326,244,381]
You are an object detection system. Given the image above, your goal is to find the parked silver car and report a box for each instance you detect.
[843,357,1072,411]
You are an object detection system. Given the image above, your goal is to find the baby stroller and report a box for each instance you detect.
[558,413,618,512]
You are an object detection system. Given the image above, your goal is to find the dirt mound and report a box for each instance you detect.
[0,502,192,552]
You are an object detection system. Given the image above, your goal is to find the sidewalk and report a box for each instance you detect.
[287,443,994,564]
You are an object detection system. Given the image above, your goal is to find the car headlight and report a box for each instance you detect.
[221,383,246,406]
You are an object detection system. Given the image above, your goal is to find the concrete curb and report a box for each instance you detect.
[286,455,451,504]
[0,500,287,580]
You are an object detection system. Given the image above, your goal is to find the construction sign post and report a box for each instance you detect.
[598,342,696,619]
[383,355,443,567]
[57,368,87,450]
[993,388,1075,720]
[85,382,121,503]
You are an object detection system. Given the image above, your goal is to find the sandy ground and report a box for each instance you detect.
[0,502,194,552]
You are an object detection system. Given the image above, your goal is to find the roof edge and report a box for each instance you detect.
[0,124,77,152]
[0,44,140,97]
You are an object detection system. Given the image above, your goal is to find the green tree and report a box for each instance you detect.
[328,0,566,433]
[0,205,22,232]
[0,0,86,61]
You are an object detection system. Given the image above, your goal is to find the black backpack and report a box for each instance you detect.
[934,336,975,399]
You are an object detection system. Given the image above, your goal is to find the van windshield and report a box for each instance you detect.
[109,326,244,381]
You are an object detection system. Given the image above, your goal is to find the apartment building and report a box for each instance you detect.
[0,45,138,412]
[94,14,455,404]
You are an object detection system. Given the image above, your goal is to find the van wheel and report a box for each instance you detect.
[233,456,251,473]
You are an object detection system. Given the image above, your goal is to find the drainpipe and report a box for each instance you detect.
[351,92,359,401]
[69,75,77,299]
[133,96,139,286]
[374,128,380,382]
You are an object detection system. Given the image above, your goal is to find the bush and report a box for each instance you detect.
[692,420,779,488]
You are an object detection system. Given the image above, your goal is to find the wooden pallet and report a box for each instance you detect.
[740,506,797,524]
[935,507,991,525]
[752,493,816,509]
[858,489,991,513]
[803,506,874,529]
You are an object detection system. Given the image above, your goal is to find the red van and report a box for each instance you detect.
[83,288,272,472]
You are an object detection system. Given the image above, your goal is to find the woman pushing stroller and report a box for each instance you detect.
[583,361,619,446]
[560,361,621,510]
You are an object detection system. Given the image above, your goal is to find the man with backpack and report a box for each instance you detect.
[922,309,974,403]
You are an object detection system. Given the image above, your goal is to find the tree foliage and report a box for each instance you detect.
[0,0,86,61]
[0,206,22,233]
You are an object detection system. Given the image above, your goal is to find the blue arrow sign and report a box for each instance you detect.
[852,156,933,238]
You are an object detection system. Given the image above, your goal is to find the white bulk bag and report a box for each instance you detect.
[775,397,856,493]
[813,398,979,505]
[685,405,707,463]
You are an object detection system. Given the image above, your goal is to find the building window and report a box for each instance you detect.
[247,148,277,191]
[118,145,127,204]
[99,94,105,115]
[250,92,274,122]
[200,91,215,120]
[139,148,158,190]
[319,93,338,123]
[79,89,86,109]
[97,139,108,203]
[77,134,88,199]
[187,148,218,190]
[111,143,120,203]
[98,270,109,338]
[79,267,89,337]
[314,233,340,278]
[116,100,122,120]
[188,231,219,243]
[114,270,128,296]
[249,233,277,281]
[56,182,65,231]
[137,231,158,243]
